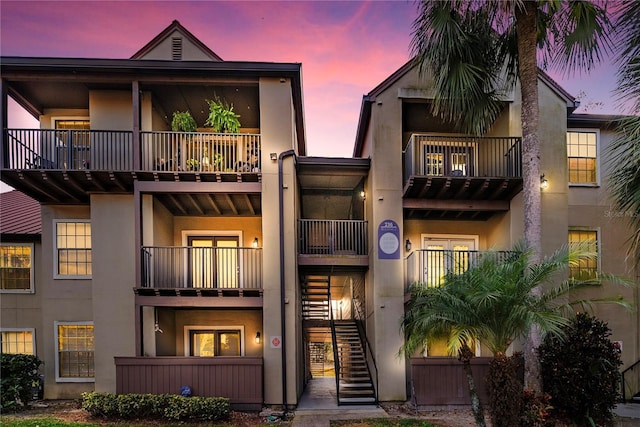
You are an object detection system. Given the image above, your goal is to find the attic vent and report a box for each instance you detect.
[172,37,182,60]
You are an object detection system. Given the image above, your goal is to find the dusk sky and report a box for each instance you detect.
[0,0,625,160]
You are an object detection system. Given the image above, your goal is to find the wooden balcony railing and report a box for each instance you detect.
[298,219,368,255]
[2,129,261,173]
[405,249,512,292]
[141,246,262,290]
[403,135,522,182]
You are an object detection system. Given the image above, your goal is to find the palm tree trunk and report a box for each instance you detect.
[515,1,543,393]
[459,346,486,427]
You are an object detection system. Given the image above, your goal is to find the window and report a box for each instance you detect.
[54,221,91,278]
[567,130,598,185]
[1,329,35,355]
[1,244,34,292]
[184,326,244,356]
[55,322,94,381]
[55,120,90,169]
[568,229,599,280]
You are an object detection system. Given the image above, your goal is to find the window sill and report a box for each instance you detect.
[0,289,35,294]
[54,275,92,280]
[55,377,95,383]
[568,183,600,188]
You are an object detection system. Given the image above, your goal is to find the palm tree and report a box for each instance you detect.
[410,0,613,391]
[400,244,630,427]
[608,1,640,263]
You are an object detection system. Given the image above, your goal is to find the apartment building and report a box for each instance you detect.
[1,20,637,408]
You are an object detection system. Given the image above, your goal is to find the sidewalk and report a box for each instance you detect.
[615,403,640,420]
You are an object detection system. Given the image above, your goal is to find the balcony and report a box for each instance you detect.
[403,135,523,220]
[298,219,368,267]
[405,249,512,292]
[1,129,261,202]
[138,246,262,299]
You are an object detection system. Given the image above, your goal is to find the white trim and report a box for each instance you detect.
[567,128,601,187]
[53,219,92,280]
[1,243,35,293]
[181,230,244,288]
[183,325,245,356]
[421,234,480,250]
[568,226,602,274]
[54,321,95,383]
[50,116,91,130]
[0,327,36,355]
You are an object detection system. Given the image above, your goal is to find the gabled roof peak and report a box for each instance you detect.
[130,20,222,61]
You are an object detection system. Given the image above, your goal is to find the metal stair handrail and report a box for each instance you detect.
[328,289,341,404]
[621,358,640,402]
[351,298,379,405]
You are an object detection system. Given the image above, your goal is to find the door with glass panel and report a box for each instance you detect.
[422,237,476,287]
[188,236,238,288]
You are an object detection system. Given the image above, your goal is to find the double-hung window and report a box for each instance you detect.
[567,130,599,185]
[54,220,91,278]
[568,229,599,280]
[1,329,36,355]
[1,244,34,292]
[55,322,94,382]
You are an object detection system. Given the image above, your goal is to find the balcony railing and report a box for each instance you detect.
[403,135,522,182]
[3,129,261,172]
[141,246,262,290]
[298,219,368,255]
[405,249,512,292]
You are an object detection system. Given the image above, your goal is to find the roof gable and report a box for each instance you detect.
[0,190,41,237]
[130,20,222,61]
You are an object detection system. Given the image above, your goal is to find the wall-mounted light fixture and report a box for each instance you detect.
[270,152,278,161]
[360,190,366,200]
[540,174,549,190]
[252,237,259,248]
[405,239,412,252]
[154,308,163,334]
[255,331,261,344]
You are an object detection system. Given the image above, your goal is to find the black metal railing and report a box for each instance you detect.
[141,246,262,289]
[405,249,512,291]
[4,129,133,170]
[403,134,522,181]
[621,359,640,402]
[141,131,261,172]
[352,298,379,405]
[298,220,368,255]
[329,289,341,403]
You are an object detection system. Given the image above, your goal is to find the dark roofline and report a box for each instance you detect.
[568,113,628,128]
[1,56,306,155]
[130,20,222,61]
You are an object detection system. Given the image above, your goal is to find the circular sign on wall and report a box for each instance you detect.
[378,219,400,259]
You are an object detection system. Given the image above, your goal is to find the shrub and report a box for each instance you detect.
[81,392,229,422]
[539,313,622,426]
[486,353,523,427]
[0,353,43,411]
[520,391,553,427]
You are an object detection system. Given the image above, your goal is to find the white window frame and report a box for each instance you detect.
[54,321,95,383]
[183,325,245,357]
[53,219,92,279]
[568,227,601,278]
[1,243,35,293]
[567,128,600,187]
[0,328,36,355]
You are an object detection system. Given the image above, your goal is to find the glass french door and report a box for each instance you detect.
[188,236,238,288]
[422,237,476,287]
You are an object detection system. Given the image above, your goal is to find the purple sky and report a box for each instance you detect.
[0,0,625,160]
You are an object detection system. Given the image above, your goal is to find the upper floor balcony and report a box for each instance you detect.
[297,219,368,267]
[1,129,261,203]
[403,135,523,220]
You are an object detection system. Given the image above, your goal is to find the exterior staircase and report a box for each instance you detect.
[333,320,377,405]
[302,278,330,320]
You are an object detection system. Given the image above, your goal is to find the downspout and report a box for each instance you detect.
[278,149,296,412]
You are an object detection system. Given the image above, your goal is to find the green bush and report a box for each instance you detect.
[486,353,523,427]
[81,392,229,422]
[0,353,43,411]
[539,313,622,426]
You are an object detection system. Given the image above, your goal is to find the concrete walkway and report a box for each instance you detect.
[615,403,640,420]
[291,377,387,426]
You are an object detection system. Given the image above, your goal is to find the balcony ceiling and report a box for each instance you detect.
[156,191,261,216]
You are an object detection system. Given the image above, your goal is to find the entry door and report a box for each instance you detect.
[188,236,239,288]
[422,237,476,286]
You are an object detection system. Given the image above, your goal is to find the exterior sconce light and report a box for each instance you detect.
[540,175,549,190]
[252,237,259,248]
[255,331,261,344]
[405,239,412,252]
[270,152,278,161]
[154,308,163,334]
[360,190,366,200]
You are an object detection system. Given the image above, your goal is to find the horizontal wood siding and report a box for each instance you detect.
[410,357,492,406]
[115,357,262,410]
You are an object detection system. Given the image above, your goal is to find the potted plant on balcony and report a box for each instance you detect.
[171,111,197,132]
[204,96,241,133]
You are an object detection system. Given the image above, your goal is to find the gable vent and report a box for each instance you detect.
[172,37,182,60]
